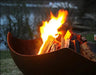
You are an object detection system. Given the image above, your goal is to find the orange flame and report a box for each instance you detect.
[38,9,68,55]
[64,30,71,40]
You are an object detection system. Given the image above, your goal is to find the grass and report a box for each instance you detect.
[81,33,96,42]
[0,50,23,75]
[0,50,11,59]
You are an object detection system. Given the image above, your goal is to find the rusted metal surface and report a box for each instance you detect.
[7,32,96,75]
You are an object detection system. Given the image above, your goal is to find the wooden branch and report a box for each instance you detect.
[45,38,55,53]
[71,40,76,52]
[61,35,65,48]
[40,36,55,54]
[50,40,61,52]
[80,42,96,62]
[64,39,70,48]
[50,43,56,52]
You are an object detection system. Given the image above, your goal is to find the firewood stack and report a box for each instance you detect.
[70,33,96,62]
[39,31,96,62]
[80,41,96,62]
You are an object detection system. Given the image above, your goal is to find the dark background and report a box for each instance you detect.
[0,0,96,50]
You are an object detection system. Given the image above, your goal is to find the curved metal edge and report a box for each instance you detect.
[7,32,96,63]
[7,32,26,57]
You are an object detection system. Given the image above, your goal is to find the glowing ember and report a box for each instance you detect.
[64,30,71,40]
[63,30,72,48]
[38,9,68,55]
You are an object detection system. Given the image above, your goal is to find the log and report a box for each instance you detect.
[71,40,76,52]
[39,36,55,54]
[71,40,80,53]
[50,43,56,52]
[80,42,96,62]
[64,39,70,48]
[49,40,61,52]
[61,35,70,49]
[61,35,65,48]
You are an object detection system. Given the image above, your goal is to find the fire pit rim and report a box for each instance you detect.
[7,32,82,57]
[7,32,75,57]
[7,32,96,63]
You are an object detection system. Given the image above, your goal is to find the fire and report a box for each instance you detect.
[64,30,71,40]
[38,9,68,55]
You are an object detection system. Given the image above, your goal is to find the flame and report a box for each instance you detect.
[64,30,71,40]
[38,9,68,55]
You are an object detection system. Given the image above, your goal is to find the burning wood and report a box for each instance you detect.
[50,40,61,52]
[37,9,96,62]
[45,36,55,53]
[38,9,68,55]
[71,40,76,52]
[64,39,70,48]
[38,30,71,54]
[63,30,71,48]
[39,36,55,54]
[50,43,56,52]
[61,35,65,48]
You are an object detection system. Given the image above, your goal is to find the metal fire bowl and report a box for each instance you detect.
[7,32,96,75]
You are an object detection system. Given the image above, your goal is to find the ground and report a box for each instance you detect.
[0,50,23,75]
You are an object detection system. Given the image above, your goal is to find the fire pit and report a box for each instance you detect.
[7,32,96,75]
